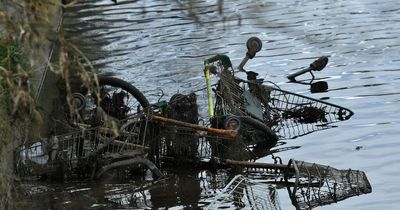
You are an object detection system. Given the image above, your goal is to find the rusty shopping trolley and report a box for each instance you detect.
[201,37,353,159]
[206,158,371,210]
[17,37,355,181]
[16,111,162,180]
[15,109,245,180]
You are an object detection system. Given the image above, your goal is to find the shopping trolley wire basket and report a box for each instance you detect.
[266,86,354,139]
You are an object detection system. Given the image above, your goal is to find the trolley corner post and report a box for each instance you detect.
[203,54,234,119]
[204,63,215,119]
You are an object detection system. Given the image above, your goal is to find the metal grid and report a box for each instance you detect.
[265,87,354,139]
[15,111,256,180]
[215,68,246,116]
[150,124,256,163]
[286,160,372,210]
[207,61,353,141]
[206,175,282,210]
[16,114,151,180]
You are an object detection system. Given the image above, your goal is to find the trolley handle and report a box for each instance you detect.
[203,54,233,119]
[204,54,233,69]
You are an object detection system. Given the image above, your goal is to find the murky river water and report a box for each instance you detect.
[21,0,400,209]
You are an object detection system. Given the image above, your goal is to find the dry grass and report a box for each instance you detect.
[0,1,92,209]
[0,1,116,207]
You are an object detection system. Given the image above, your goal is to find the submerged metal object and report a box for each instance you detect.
[286,159,372,210]
[207,159,371,210]
[15,109,251,180]
[15,113,161,180]
[16,37,364,210]
[266,87,353,139]
[17,36,356,179]
[205,53,353,143]
[206,175,282,210]
[201,37,353,152]
[287,56,329,81]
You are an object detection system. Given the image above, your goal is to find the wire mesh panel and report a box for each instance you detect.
[265,87,354,139]
[151,124,257,163]
[205,61,353,141]
[206,158,372,210]
[285,160,372,210]
[215,69,246,116]
[206,175,282,210]
[15,113,151,180]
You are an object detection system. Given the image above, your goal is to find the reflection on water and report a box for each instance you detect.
[21,0,400,209]
[19,158,372,210]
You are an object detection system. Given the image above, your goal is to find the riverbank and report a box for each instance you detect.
[0,1,63,209]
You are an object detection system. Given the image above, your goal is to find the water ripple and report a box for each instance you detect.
[57,0,400,209]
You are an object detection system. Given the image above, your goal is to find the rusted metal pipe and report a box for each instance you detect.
[223,159,289,171]
[150,115,238,138]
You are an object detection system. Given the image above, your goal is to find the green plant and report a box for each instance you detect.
[0,39,28,70]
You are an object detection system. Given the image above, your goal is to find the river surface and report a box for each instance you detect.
[22,0,400,209]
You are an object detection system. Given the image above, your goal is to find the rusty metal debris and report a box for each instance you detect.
[206,159,371,210]
[206,174,282,210]
[285,160,372,210]
[15,37,369,209]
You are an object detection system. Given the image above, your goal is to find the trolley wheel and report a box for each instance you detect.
[246,37,262,53]
[239,116,278,143]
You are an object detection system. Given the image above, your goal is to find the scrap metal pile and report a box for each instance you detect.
[15,37,371,209]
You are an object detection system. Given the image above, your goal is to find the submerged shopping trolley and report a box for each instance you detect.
[206,174,282,210]
[15,107,247,180]
[200,37,353,158]
[206,158,371,210]
[16,111,162,180]
[16,37,355,180]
